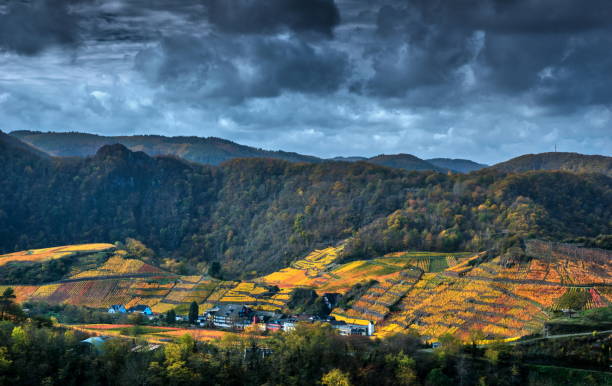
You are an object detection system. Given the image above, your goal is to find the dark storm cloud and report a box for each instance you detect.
[134,34,349,100]
[0,0,85,55]
[364,0,612,107]
[204,0,340,37]
[1,0,611,162]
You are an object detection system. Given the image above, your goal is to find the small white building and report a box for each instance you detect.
[107,305,126,313]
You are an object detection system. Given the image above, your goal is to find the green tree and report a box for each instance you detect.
[166,309,176,324]
[0,287,16,320]
[125,238,155,261]
[129,312,145,325]
[188,301,199,325]
[208,262,221,278]
[385,351,417,385]
[321,369,351,386]
[425,368,453,386]
[435,333,463,360]
[0,347,12,372]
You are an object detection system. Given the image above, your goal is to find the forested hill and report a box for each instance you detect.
[11,130,484,173]
[1,134,610,278]
[330,155,485,173]
[426,158,487,173]
[364,154,447,172]
[10,130,321,165]
[489,152,612,177]
[0,131,50,160]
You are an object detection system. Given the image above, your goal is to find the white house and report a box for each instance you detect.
[127,305,153,315]
[107,304,126,313]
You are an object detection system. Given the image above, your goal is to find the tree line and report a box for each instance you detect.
[0,292,610,385]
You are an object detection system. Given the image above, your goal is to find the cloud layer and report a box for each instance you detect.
[0,0,84,55]
[0,0,610,163]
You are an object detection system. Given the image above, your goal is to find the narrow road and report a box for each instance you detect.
[505,329,612,346]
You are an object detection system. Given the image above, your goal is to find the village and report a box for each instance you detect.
[106,300,376,337]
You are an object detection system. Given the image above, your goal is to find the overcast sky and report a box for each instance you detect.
[0,0,611,163]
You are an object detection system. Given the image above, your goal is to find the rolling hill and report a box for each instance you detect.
[490,152,612,177]
[361,154,447,172]
[426,158,488,173]
[11,130,489,174]
[331,153,447,172]
[0,130,50,160]
[10,130,321,165]
[1,132,611,279]
[332,155,488,173]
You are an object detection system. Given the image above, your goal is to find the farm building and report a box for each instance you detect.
[81,336,111,352]
[107,304,126,313]
[209,304,253,329]
[127,305,153,315]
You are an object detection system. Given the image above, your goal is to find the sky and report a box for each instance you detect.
[0,0,611,164]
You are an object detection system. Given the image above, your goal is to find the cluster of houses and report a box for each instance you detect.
[107,302,375,337]
[200,304,375,336]
[108,304,153,316]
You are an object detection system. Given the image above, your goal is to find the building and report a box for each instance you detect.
[281,319,297,331]
[127,305,153,315]
[197,315,207,327]
[329,320,375,336]
[209,304,253,329]
[81,336,111,353]
[107,304,126,313]
[265,320,283,332]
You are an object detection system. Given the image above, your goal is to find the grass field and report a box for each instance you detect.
[0,243,115,267]
[65,324,234,343]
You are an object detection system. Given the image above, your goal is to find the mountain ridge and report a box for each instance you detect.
[489,152,612,177]
[12,130,480,173]
[10,130,322,165]
[426,157,488,173]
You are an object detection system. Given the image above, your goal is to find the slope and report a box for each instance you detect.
[363,154,446,172]
[490,152,612,177]
[4,240,610,343]
[1,138,611,278]
[0,130,51,160]
[10,130,321,165]
[426,158,487,173]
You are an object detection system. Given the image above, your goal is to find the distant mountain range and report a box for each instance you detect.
[11,130,486,173]
[10,130,321,165]
[8,131,612,176]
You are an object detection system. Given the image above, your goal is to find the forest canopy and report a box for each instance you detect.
[1,138,610,278]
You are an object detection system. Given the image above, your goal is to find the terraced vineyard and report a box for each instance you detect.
[0,243,115,267]
[378,271,549,340]
[260,249,473,293]
[376,252,611,341]
[2,241,610,342]
[331,269,422,324]
[260,246,343,289]
[71,252,167,278]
